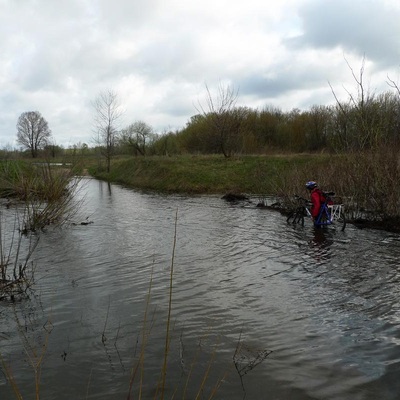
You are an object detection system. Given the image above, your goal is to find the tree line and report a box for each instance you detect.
[14,71,400,163]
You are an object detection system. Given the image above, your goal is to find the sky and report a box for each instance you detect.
[1,0,400,148]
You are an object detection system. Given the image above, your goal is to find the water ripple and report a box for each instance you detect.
[2,181,400,399]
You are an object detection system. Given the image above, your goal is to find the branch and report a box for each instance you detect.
[387,74,400,97]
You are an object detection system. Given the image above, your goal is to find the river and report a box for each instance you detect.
[1,177,400,400]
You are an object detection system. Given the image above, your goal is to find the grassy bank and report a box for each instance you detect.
[88,154,330,195]
[88,151,400,232]
[5,151,399,230]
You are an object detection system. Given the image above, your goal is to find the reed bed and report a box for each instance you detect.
[0,160,84,232]
[272,147,400,225]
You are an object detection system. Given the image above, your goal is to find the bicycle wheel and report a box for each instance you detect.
[287,210,304,225]
[336,211,346,231]
[286,211,296,224]
[296,212,305,226]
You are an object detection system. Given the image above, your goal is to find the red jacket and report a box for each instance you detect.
[310,188,326,218]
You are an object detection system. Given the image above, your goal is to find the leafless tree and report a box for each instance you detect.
[196,82,245,157]
[120,121,154,156]
[329,56,381,150]
[387,74,400,97]
[93,90,124,172]
[16,111,52,158]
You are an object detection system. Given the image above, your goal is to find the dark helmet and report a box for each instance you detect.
[305,181,317,190]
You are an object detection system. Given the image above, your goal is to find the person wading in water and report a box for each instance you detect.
[305,181,327,223]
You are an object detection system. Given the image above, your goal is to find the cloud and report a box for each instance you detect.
[288,0,400,68]
[0,0,399,147]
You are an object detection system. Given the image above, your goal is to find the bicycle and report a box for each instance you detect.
[286,192,346,231]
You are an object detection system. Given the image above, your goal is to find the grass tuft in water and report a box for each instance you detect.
[0,160,84,232]
[0,214,38,301]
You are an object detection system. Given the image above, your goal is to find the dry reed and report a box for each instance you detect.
[274,147,400,223]
[126,211,227,400]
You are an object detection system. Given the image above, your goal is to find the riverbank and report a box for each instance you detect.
[2,154,398,232]
[88,154,400,233]
[87,154,326,194]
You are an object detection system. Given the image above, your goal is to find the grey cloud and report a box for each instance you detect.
[1,0,400,147]
[155,91,196,118]
[97,0,162,29]
[18,63,57,91]
[240,76,292,99]
[288,0,400,67]
[135,38,200,82]
[239,62,330,100]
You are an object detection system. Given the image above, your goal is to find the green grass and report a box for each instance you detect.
[14,150,400,227]
[87,151,400,230]
[88,154,332,195]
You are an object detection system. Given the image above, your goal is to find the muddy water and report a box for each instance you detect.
[1,178,400,399]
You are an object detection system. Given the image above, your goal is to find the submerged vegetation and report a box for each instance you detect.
[0,214,38,301]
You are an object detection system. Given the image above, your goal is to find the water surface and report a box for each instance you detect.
[1,178,400,399]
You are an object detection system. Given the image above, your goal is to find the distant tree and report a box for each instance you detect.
[93,90,123,172]
[68,142,90,156]
[79,142,89,155]
[44,141,64,158]
[304,105,332,151]
[150,130,180,156]
[177,114,208,153]
[255,106,284,150]
[120,121,154,156]
[197,83,246,157]
[16,111,52,158]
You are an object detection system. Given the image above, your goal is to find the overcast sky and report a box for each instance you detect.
[1,0,400,148]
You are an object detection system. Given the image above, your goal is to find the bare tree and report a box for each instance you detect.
[93,90,124,172]
[120,121,154,156]
[387,72,400,97]
[196,82,245,157]
[16,111,52,158]
[329,56,381,150]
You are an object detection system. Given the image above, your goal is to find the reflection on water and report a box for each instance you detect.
[1,178,400,399]
[307,227,334,264]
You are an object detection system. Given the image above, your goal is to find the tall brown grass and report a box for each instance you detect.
[0,160,84,231]
[273,146,400,222]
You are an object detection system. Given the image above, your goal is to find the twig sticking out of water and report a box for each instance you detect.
[11,306,53,400]
[102,296,111,344]
[126,210,227,400]
[0,212,38,301]
[233,331,272,397]
[0,354,23,400]
[160,208,178,399]
[126,265,155,400]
